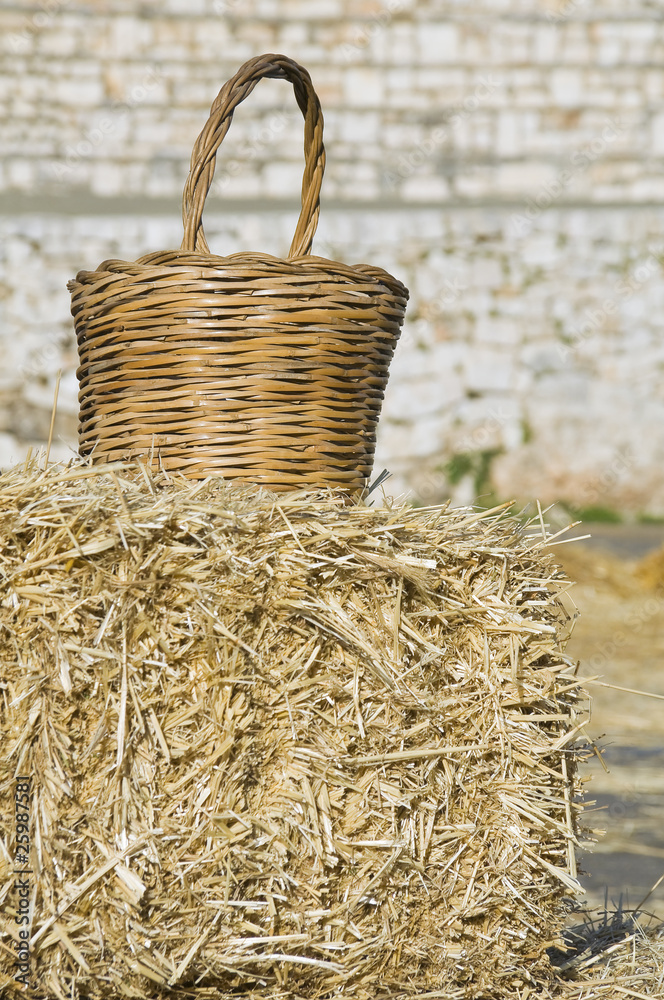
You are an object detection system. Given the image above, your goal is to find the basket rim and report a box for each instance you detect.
[69,249,410,299]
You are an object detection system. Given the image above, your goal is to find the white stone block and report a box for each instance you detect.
[455,406,519,454]
[430,341,470,374]
[650,112,664,156]
[560,38,592,66]
[193,19,231,49]
[389,341,434,381]
[382,378,444,422]
[173,80,215,108]
[55,77,104,108]
[405,415,446,458]
[628,176,664,200]
[495,22,530,63]
[416,22,459,65]
[624,21,658,45]
[386,24,416,65]
[401,174,450,202]
[162,0,207,13]
[343,67,384,107]
[496,110,521,157]
[263,160,306,198]
[597,37,622,66]
[220,170,264,200]
[550,68,583,107]
[386,67,414,96]
[494,161,558,195]
[89,161,123,197]
[338,111,380,145]
[471,257,503,288]
[464,350,515,392]
[38,26,78,57]
[283,0,342,16]
[476,315,523,347]
[454,168,492,199]
[533,24,558,63]
[7,159,36,190]
[0,432,22,470]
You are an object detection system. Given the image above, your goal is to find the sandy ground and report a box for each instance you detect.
[552,528,664,919]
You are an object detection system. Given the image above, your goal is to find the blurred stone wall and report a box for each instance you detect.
[2,0,664,512]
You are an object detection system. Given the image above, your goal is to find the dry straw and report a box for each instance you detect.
[0,456,594,999]
[68,54,408,490]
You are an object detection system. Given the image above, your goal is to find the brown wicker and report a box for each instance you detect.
[68,53,409,489]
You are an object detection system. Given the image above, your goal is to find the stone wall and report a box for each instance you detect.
[2,0,664,513]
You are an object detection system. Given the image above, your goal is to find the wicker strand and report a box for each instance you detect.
[180,53,325,258]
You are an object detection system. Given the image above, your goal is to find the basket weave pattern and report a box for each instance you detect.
[69,54,408,488]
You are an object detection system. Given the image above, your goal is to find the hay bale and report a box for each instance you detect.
[0,461,586,998]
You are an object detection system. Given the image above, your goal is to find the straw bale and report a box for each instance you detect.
[0,460,589,998]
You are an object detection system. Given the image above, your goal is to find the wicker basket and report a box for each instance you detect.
[68,53,409,490]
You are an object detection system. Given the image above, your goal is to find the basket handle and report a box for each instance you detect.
[180,53,326,259]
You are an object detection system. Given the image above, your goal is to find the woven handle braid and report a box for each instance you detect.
[181,53,326,258]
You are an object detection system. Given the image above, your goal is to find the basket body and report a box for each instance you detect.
[68,55,408,489]
[71,250,407,488]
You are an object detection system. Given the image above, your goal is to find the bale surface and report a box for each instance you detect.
[0,461,586,998]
